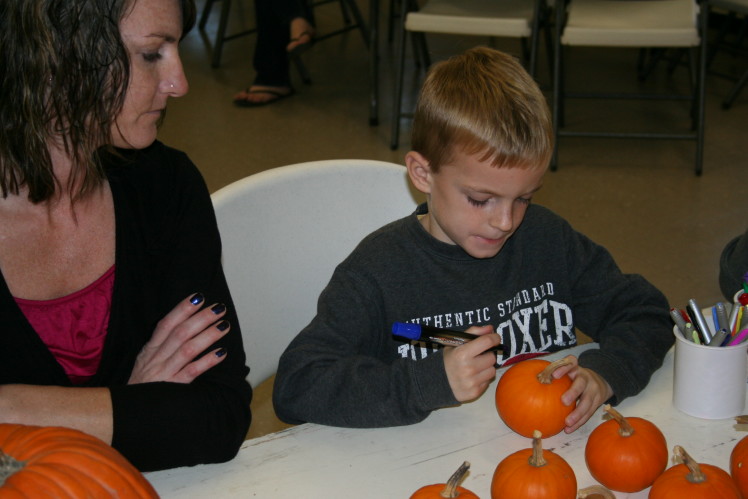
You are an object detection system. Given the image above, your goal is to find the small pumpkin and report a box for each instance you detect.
[410,461,478,499]
[584,404,667,492]
[649,445,741,498]
[491,430,577,499]
[730,433,748,498]
[495,358,573,438]
[0,423,158,498]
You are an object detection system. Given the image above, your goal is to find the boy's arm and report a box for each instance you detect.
[273,267,459,428]
[564,229,673,405]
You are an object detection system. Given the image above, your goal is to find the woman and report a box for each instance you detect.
[0,0,252,471]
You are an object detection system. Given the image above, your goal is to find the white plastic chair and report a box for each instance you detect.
[211,160,424,388]
[389,0,550,150]
[551,0,708,175]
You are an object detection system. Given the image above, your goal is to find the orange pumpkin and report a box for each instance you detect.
[495,358,573,438]
[649,445,741,498]
[0,423,158,498]
[410,461,478,499]
[491,430,577,499]
[584,404,668,492]
[730,434,748,498]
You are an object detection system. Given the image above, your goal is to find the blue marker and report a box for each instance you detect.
[392,322,502,352]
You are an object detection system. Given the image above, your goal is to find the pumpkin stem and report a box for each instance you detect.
[440,461,470,499]
[537,359,572,384]
[527,430,547,467]
[602,404,634,437]
[577,485,616,499]
[0,450,25,487]
[673,445,706,484]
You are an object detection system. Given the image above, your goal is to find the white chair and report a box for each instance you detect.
[211,160,424,388]
[552,0,708,175]
[389,0,550,150]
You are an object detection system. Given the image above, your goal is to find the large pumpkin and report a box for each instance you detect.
[0,423,158,498]
[730,434,748,497]
[584,404,668,492]
[491,430,577,499]
[649,445,741,498]
[495,358,573,438]
[410,461,479,499]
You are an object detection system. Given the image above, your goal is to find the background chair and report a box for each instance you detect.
[707,0,748,109]
[389,0,550,150]
[552,0,708,175]
[211,159,424,389]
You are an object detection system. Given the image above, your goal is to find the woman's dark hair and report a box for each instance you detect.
[0,0,196,203]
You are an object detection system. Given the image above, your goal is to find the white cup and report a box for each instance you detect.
[672,326,748,419]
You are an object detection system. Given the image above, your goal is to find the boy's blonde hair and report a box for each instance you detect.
[411,46,552,172]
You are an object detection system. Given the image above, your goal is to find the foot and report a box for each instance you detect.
[233,85,294,107]
[287,17,315,54]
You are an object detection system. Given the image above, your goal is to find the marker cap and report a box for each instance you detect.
[392,322,422,340]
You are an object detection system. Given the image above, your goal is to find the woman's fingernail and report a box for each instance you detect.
[211,303,226,314]
[190,293,204,305]
[216,320,230,331]
[215,348,227,358]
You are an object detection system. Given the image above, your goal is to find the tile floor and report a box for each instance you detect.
[157,1,748,437]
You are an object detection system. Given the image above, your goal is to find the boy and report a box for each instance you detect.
[273,47,673,433]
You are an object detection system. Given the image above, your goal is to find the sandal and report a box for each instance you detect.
[233,87,296,108]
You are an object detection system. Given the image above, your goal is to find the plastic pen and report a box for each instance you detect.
[392,322,503,352]
[734,306,745,335]
[727,328,748,347]
[683,323,696,342]
[670,308,688,337]
[707,328,730,347]
[729,302,741,334]
[715,303,730,333]
[687,299,713,343]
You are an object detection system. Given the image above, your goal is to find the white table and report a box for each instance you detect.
[146,344,747,498]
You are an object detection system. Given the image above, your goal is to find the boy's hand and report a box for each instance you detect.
[443,325,501,402]
[552,355,614,433]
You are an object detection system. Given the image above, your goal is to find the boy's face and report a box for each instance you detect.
[406,148,546,259]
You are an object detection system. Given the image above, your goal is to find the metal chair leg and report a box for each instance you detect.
[390,0,410,150]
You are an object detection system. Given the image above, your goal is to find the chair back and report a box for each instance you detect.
[211,160,424,388]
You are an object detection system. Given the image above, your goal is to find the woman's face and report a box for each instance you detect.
[113,0,188,149]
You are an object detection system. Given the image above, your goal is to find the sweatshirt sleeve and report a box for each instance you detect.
[720,228,748,302]
[273,265,458,428]
[559,223,673,404]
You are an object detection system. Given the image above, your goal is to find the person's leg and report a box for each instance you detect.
[234,0,293,106]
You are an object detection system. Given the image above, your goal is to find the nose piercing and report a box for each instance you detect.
[169,83,175,89]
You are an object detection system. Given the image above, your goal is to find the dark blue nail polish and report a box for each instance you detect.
[217,320,230,331]
[215,348,227,358]
[190,293,204,305]
[211,303,226,314]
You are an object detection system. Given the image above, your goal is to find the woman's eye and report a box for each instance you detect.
[142,52,162,63]
[467,197,488,207]
[517,197,532,205]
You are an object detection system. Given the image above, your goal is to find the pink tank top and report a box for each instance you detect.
[15,266,115,385]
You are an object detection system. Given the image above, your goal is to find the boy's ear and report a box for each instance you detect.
[405,151,433,194]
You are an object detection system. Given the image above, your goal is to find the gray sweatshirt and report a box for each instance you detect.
[273,203,673,428]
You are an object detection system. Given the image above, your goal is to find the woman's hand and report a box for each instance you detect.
[552,355,614,433]
[128,293,232,384]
